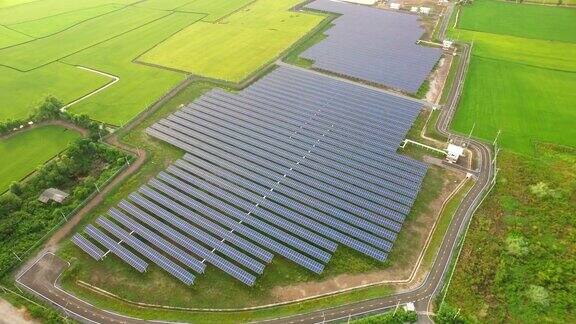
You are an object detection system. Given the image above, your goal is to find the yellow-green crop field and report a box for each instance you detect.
[138,0,325,83]
[0,0,323,125]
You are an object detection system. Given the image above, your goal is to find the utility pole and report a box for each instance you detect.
[12,251,22,262]
[60,211,67,222]
[94,183,100,193]
[125,156,130,166]
[493,129,501,146]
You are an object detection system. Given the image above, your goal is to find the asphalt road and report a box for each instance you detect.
[15,29,493,324]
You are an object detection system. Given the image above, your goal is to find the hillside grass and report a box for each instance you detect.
[0,125,80,192]
[138,0,325,82]
[444,146,576,323]
[458,0,576,43]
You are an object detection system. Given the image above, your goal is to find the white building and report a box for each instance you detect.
[342,0,378,4]
[443,39,454,49]
[390,3,401,10]
[419,6,431,14]
[410,6,419,12]
[446,144,465,163]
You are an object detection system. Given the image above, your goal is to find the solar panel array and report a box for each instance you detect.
[301,0,442,93]
[71,66,427,286]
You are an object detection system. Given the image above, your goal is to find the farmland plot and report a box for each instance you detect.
[0,125,80,192]
[138,0,324,82]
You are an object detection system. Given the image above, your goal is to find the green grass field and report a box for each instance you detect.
[450,1,576,154]
[0,125,80,192]
[0,0,323,125]
[0,62,110,121]
[138,0,324,82]
[452,57,576,154]
[61,12,204,124]
[0,25,31,48]
[8,4,124,38]
[458,0,576,43]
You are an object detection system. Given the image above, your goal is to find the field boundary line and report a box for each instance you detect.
[61,65,119,111]
[0,4,134,51]
[0,10,175,72]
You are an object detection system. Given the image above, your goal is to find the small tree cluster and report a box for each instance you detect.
[0,96,109,140]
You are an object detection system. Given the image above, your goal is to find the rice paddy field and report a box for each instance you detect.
[138,0,325,82]
[458,0,576,43]
[0,125,80,192]
[0,0,323,125]
[450,0,576,154]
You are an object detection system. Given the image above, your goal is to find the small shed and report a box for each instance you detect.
[410,6,419,12]
[390,3,401,10]
[443,39,454,50]
[419,6,431,14]
[38,188,69,204]
[404,302,416,312]
[446,144,465,163]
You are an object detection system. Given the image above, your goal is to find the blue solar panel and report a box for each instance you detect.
[176,157,388,261]
[118,199,258,285]
[134,187,273,265]
[107,208,205,274]
[149,175,326,273]
[84,224,148,273]
[71,234,105,261]
[169,161,337,252]
[96,216,195,285]
[301,0,441,93]
[163,166,333,262]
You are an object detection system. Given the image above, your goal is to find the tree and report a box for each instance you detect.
[0,193,22,217]
[435,303,465,324]
[9,182,23,196]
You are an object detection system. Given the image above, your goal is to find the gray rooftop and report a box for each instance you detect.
[38,188,69,204]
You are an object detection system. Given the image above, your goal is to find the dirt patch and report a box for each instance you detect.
[0,299,39,324]
[426,55,452,103]
[272,167,466,301]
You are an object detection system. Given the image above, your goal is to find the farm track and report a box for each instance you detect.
[14,5,495,324]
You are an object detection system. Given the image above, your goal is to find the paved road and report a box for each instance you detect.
[15,22,492,324]
[17,253,146,324]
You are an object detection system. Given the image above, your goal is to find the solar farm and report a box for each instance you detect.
[302,0,441,93]
[72,66,428,286]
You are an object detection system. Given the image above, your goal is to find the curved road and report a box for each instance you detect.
[16,28,492,324]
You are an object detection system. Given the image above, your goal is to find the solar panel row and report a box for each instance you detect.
[301,0,442,93]
[118,199,258,285]
[71,234,105,261]
[96,217,196,286]
[84,224,148,273]
[72,66,427,286]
